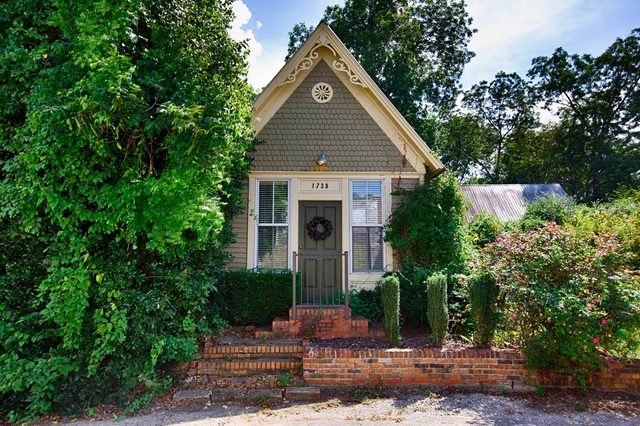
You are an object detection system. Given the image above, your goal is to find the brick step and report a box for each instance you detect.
[201,351,302,360]
[201,339,303,360]
[206,336,303,347]
[191,357,302,377]
[183,373,304,390]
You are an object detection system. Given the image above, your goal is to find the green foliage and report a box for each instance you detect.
[438,28,639,202]
[468,270,499,348]
[435,114,489,181]
[529,29,640,201]
[275,373,294,387]
[0,1,252,420]
[349,286,383,322]
[287,0,475,131]
[461,72,538,183]
[213,270,293,326]
[520,195,574,229]
[386,173,470,333]
[385,173,469,273]
[485,223,640,385]
[468,213,504,247]
[380,275,401,346]
[426,272,449,345]
[398,267,430,328]
[568,190,640,268]
[285,23,314,61]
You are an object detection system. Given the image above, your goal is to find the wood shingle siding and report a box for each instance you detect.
[226,181,249,270]
[253,61,416,173]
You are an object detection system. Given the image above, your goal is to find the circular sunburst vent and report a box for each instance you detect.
[311,82,333,103]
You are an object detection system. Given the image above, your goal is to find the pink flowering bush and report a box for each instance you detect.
[484,223,640,385]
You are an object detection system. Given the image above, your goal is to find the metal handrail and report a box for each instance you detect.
[292,251,349,320]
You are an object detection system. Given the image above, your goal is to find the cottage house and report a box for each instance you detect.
[225,22,443,337]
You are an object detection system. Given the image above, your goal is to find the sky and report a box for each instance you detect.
[230,0,640,91]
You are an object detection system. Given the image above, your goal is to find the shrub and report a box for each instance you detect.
[468,270,500,347]
[397,266,470,334]
[213,270,293,326]
[568,191,640,268]
[520,194,574,229]
[385,173,469,272]
[485,223,640,385]
[397,266,429,328]
[468,213,503,247]
[426,272,449,345]
[380,275,401,345]
[349,286,383,322]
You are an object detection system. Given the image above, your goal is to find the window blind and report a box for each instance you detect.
[257,181,289,269]
[351,180,384,272]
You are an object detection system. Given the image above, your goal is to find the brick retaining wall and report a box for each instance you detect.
[303,347,640,393]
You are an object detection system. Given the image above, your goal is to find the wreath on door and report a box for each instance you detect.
[306,216,333,241]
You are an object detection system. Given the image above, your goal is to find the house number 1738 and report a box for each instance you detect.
[311,182,329,189]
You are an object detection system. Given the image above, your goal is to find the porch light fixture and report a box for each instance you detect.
[316,153,328,166]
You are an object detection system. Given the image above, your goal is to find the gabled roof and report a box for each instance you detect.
[462,184,568,222]
[252,22,444,176]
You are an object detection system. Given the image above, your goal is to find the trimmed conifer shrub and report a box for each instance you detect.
[468,270,500,347]
[380,274,401,345]
[426,272,448,345]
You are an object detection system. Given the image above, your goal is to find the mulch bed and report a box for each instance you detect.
[308,326,473,351]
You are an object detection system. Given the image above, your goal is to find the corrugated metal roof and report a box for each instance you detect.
[461,184,568,222]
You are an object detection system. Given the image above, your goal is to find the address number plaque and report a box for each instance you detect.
[299,178,342,193]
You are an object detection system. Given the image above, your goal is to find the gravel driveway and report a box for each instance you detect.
[53,391,639,426]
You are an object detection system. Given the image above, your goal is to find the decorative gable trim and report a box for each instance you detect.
[278,32,368,89]
[253,22,444,176]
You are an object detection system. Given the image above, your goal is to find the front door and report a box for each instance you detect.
[299,201,342,304]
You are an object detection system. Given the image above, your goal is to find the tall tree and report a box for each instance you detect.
[529,29,640,201]
[462,72,537,182]
[434,114,489,181]
[0,0,253,419]
[286,0,475,137]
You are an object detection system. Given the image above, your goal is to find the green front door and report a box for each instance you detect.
[299,201,342,304]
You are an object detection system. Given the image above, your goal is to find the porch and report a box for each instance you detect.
[255,250,383,339]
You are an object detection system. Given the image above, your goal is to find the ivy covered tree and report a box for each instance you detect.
[0,0,253,420]
[385,173,468,272]
[286,0,475,136]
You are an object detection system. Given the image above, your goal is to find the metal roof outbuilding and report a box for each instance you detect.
[461,184,568,222]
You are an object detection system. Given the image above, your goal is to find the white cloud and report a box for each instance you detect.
[229,1,265,88]
[462,0,602,88]
[228,2,285,90]
[248,45,287,91]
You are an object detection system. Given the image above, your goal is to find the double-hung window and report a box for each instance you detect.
[257,180,289,269]
[351,180,384,272]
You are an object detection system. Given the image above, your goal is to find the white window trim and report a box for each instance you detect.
[254,178,292,270]
[349,179,385,274]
